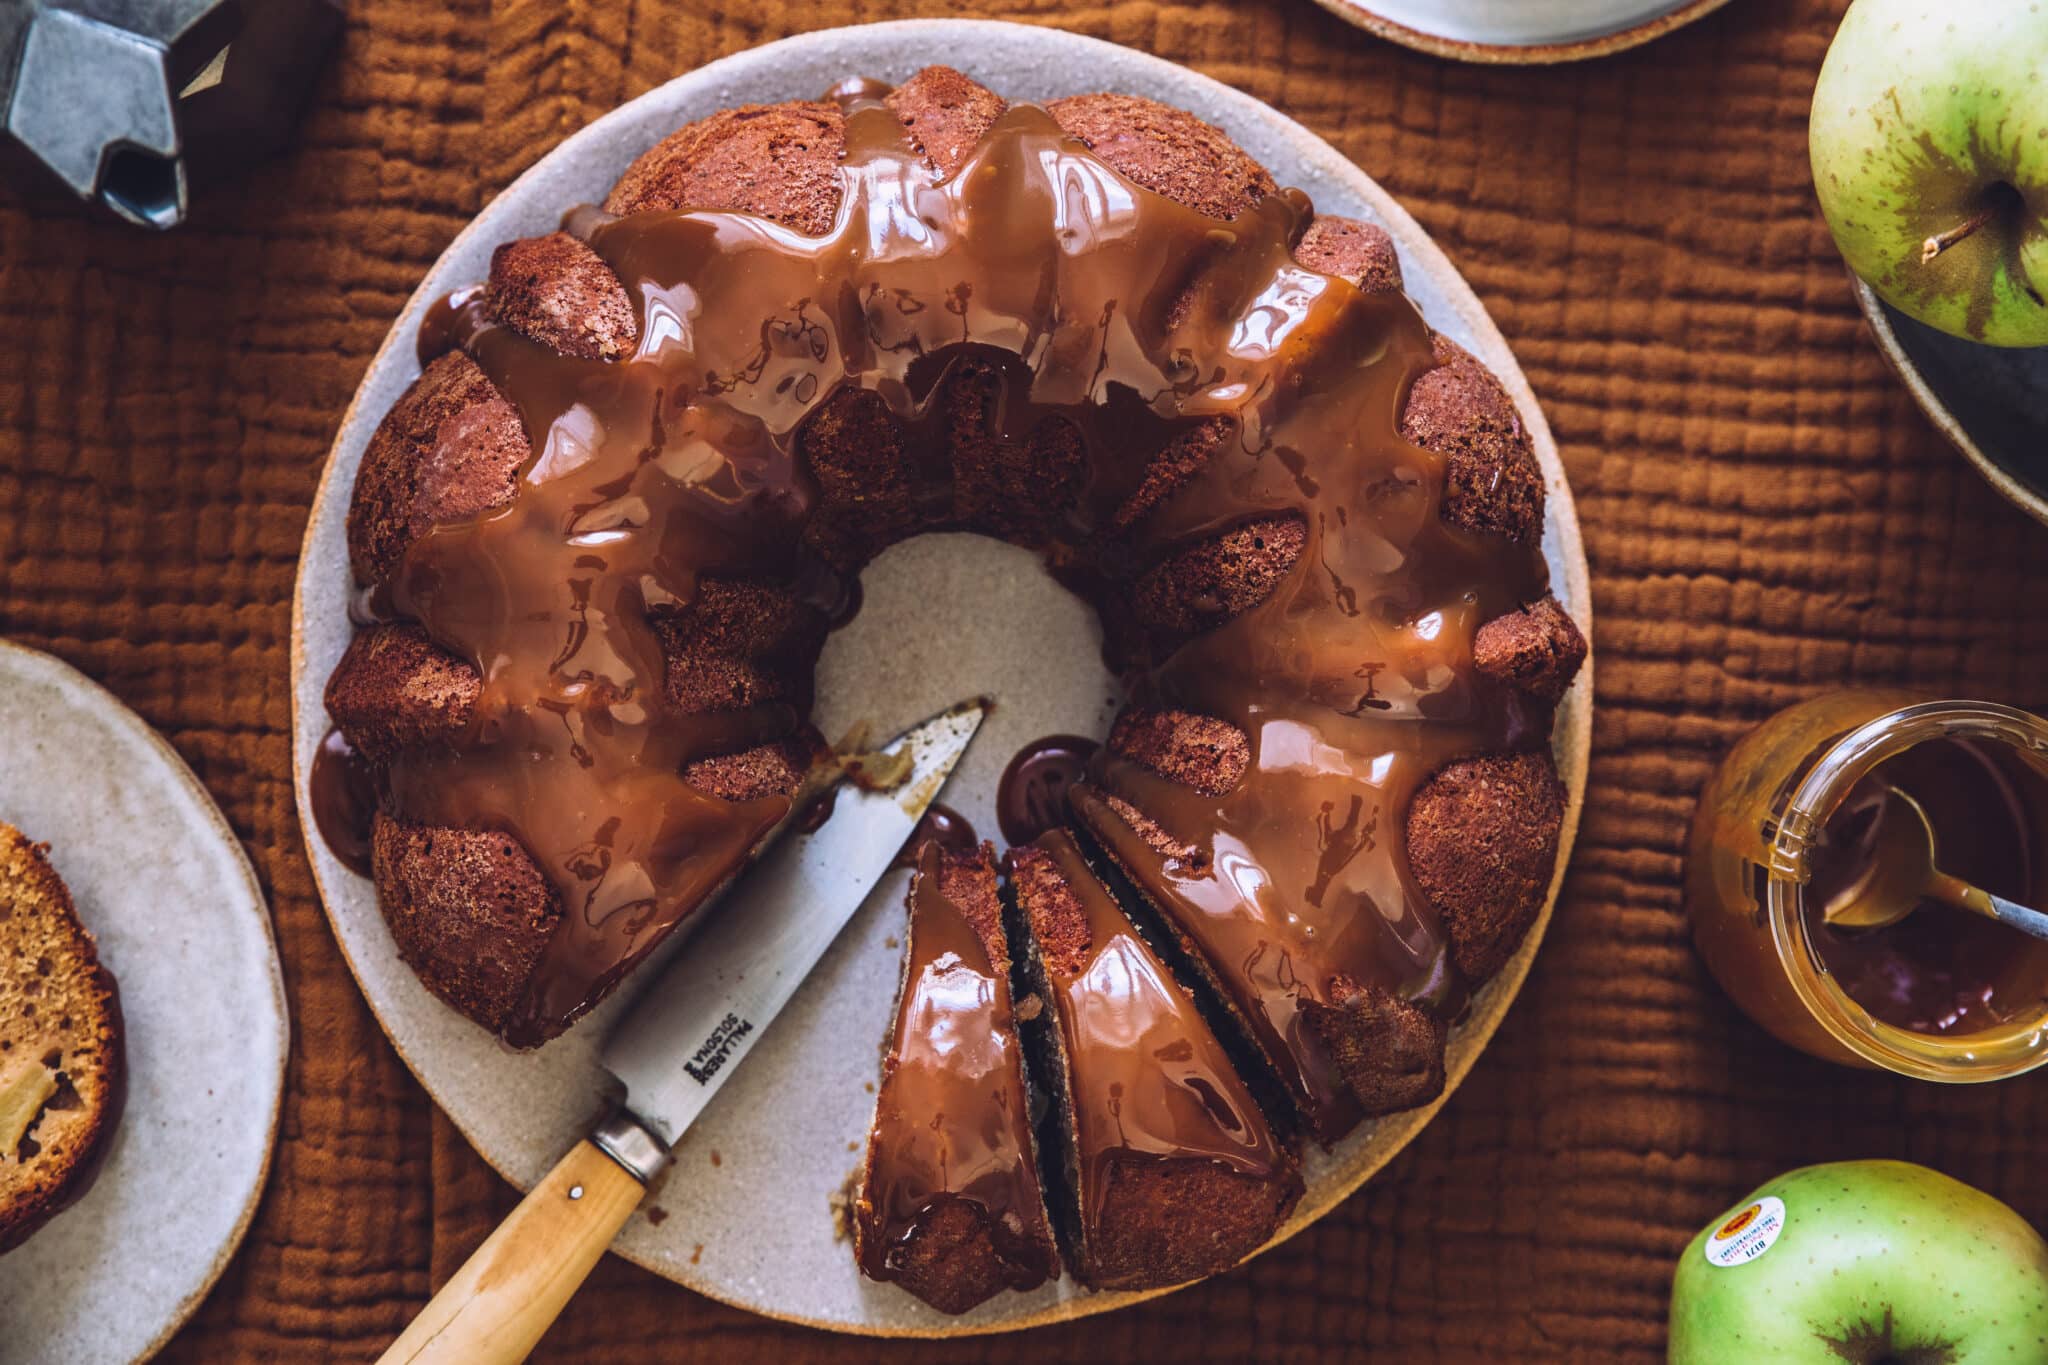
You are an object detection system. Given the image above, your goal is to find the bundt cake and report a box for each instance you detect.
[0,824,125,1254]
[853,842,1057,1313]
[1010,831,1302,1290]
[321,59,1586,1153]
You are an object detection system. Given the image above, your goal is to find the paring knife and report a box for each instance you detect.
[377,699,988,1364]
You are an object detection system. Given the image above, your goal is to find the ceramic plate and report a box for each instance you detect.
[1854,278,2048,528]
[290,20,1593,1337]
[1315,0,1733,63]
[0,640,287,1364]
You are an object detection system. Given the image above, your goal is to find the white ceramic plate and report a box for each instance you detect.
[1315,0,1734,63]
[0,640,287,1364]
[290,20,1593,1337]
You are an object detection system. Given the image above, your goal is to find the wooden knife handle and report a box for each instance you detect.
[377,1139,646,1365]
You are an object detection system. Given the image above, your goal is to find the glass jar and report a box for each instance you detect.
[1685,691,2048,1079]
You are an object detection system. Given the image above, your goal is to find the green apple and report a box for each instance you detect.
[1669,1160,2048,1362]
[1810,0,2048,347]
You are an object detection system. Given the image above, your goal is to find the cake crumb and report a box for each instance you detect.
[884,935,899,950]
[1015,992,1044,1022]
[828,1163,864,1242]
[709,1149,721,1167]
[827,722,916,793]
[864,1080,875,1093]
[645,1205,669,1226]
[690,1243,703,1265]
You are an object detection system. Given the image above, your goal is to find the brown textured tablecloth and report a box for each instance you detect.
[4,0,2044,1358]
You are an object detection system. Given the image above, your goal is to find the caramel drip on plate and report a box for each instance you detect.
[858,844,1052,1291]
[375,89,1548,1048]
[1030,830,1286,1225]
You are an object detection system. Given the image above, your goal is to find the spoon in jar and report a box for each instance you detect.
[1820,784,2048,940]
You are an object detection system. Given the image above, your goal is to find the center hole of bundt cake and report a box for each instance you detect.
[812,532,1123,851]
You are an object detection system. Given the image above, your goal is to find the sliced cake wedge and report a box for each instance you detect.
[1009,830,1301,1291]
[853,841,1057,1313]
[0,823,124,1254]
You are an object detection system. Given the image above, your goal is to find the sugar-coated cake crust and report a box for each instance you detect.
[1474,594,1589,703]
[1406,750,1569,982]
[0,825,124,1255]
[604,101,848,230]
[486,232,638,361]
[887,65,1008,177]
[346,350,528,586]
[873,1196,1031,1316]
[1130,513,1306,640]
[324,625,477,762]
[1300,974,1447,1118]
[1043,93,1278,221]
[653,579,825,715]
[1295,215,1404,295]
[1404,333,1547,543]
[1103,709,1248,797]
[332,64,1582,1071]
[370,814,561,1036]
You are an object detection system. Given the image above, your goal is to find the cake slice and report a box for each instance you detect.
[853,841,1057,1313]
[0,824,124,1254]
[1009,830,1301,1291]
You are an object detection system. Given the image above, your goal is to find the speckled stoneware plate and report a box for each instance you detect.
[0,640,287,1364]
[1853,278,2048,529]
[290,20,1592,1337]
[1314,0,1734,63]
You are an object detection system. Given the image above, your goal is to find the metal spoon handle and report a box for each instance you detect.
[1929,873,2048,943]
[1983,893,2048,943]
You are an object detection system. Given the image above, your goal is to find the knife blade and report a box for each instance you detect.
[378,698,987,1365]
[602,696,988,1144]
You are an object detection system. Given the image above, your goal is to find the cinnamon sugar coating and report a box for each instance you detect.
[486,232,637,361]
[604,101,848,232]
[1131,513,1306,639]
[1407,750,1567,982]
[1404,334,1546,543]
[371,813,561,1035]
[653,579,825,715]
[885,65,1007,177]
[1295,215,1404,295]
[1474,594,1588,702]
[346,351,527,586]
[1046,93,1277,221]
[324,624,477,762]
[1106,708,1249,796]
[1301,974,1447,1117]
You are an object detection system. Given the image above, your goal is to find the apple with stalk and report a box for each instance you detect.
[1810,0,2048,348]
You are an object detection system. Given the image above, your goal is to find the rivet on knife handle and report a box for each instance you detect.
[376,1112,670,1365]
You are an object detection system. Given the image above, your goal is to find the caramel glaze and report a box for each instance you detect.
[855,843,1055,1305]
[997,735,1097,846]
[1020,830,1297,1263]
[309,727,378,878]
[361,89,1548,1048]
[893,802,977,868]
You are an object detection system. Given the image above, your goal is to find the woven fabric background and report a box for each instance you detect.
[4,0,2044,1358]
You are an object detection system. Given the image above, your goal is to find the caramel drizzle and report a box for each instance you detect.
[377,88,1548,1051]
[857,843,1051,1289]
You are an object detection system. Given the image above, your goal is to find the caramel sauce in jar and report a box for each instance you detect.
[1686,692,2048,1077]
